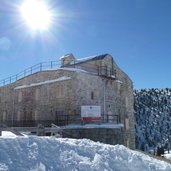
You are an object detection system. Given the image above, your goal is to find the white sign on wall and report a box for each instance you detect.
[81,106,101,121]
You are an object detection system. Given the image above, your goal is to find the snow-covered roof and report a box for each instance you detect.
[60,53,75,60]
[60,53,109,64]
[76,53,109,64]
[14,76,71,90]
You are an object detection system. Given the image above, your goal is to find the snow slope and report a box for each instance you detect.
[0,136,171,171]
[134,88,171,151]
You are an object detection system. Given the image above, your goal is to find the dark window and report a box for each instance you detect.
[55,111,67,126]
[91,92,94,100]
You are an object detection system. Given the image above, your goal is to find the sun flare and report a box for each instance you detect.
[20,0,52,30]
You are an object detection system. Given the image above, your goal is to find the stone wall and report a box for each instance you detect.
[63,127,124,146]
[72,54,135,149]
[0,70,79,126]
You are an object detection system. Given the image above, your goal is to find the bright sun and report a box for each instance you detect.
[20,0,52,31]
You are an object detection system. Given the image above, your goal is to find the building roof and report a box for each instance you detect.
[76,53,109,64]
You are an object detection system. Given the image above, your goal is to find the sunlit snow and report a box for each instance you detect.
[0,134,171,171]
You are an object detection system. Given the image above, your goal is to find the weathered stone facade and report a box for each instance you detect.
[0,53,135,149]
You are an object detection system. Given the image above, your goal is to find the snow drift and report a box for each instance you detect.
[0,136,171,171]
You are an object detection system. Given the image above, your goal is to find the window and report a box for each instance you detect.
[57,85,63,97]
[91,91,94,100]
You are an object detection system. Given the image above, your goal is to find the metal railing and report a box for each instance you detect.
[0,60,61,87]
[97,66,116,78]
[0,60,116,87]
[0,114,121,127]
[105,114,120,124]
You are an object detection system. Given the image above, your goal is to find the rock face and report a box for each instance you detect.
[0,53,135,149]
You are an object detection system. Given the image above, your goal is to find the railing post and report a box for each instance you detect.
[40,63,42,71]
[16,75,18,81]
[30,67,32,74]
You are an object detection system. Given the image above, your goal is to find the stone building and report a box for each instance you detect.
[0,53,135,149]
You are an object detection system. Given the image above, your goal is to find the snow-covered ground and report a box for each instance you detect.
[0,132,171,171]
[64,123,123,129]
[164,152,171,160]
[1,131,17,138]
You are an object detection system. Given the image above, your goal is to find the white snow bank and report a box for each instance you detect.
[0,137,171,171]
[164,152,171,160]
[1,131,17,138]
[14,76,71,90]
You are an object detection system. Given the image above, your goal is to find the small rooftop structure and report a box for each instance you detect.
[60,53,76,66]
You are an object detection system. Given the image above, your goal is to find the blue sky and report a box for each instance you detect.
[0,0,171,89]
